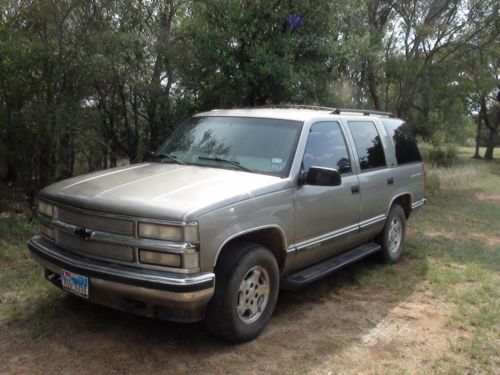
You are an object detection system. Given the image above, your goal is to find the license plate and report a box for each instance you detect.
[61,270,89,298]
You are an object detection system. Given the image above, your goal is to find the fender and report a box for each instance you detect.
[213,224,288,267]
[387,192,413,217]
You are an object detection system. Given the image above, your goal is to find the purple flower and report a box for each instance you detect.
[286,15,303,29]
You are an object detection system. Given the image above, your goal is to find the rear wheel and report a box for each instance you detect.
[205,241,279,343]
[380,204,406,263]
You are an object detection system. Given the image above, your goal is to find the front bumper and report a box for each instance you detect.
[28,235,215,322]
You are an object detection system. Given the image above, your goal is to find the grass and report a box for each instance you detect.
[457,146,488,159]
[324,147,499,371]
[385,150,499,371]
[0,147,499,373]
[0,219,66,337]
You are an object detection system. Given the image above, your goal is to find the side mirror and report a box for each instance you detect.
[142,151,155,162]
[305,166,342,186]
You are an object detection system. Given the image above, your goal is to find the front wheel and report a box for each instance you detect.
[380,204,407,263]
[205,241,279,343]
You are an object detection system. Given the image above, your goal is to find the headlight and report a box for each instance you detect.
[138,222,198,242]
[38,201,55,217]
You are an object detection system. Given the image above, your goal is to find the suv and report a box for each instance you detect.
[29,106,425,342]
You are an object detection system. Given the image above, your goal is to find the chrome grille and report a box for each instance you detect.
[56,231,135,262]
[57,207,134,236]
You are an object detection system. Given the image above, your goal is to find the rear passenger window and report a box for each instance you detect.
[303,122,352,174]
[348,121,386,171]
[382,119,422,165]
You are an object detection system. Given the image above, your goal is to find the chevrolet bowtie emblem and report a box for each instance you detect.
[74,227,94,240]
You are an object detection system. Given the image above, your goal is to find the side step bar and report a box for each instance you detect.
[281,243,381,289]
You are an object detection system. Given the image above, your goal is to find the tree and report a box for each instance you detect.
[459,2,499,159]
[1,0,499,204]
[0,0,90,192]
[342,0,498,140]
[178,0,340,108]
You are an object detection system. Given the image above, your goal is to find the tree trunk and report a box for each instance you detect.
[483,126,497,160]
[367,66,381,110]
[147,1,177,150]
[58,132,74,179]
[480,96,497,161]
[473,116,482,159]
[3,162,17,182]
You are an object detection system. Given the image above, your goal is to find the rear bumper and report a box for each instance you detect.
[28,236,215,322]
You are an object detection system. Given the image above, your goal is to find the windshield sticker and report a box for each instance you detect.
[271,158,283,170]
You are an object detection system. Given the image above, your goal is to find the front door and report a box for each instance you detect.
[293,121,361,269]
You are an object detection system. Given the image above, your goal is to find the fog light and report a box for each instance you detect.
[139,250,181,267]
[40,224,55,240]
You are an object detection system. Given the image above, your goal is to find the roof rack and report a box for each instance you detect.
[258,104,336,111]
[331,108,396,118]
[245,104,397,118]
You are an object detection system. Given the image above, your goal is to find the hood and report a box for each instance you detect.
[40,163,286,221]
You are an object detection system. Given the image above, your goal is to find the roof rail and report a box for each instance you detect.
[243,104,397,118]
[258,104,336,111]
[331,108,396,118]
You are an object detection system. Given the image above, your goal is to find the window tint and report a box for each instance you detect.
[382,119,422,165]
[348,121,386,171]
[303,122,351,174]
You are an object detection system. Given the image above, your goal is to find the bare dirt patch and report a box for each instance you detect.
[308,292,467,374]
[476,192,500,204]
[423,229,499,247]
[0,275,468,375]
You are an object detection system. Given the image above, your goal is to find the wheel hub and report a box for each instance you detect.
[237,266,270,324]
[388,217,402,254]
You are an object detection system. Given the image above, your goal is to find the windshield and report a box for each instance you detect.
[156,116,302,177]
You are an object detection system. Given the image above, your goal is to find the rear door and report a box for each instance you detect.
[345,120,394,239]
[293,121,361,268]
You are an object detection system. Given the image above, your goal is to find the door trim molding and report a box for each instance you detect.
[411,198,426,209]
[291,223,359,251]
[290,213,387,252]
[359,214,386,229]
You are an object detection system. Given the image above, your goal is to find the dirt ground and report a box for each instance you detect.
[1,158,499,374]
[0,257,469,374]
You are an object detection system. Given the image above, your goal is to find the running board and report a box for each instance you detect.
[281,243,381,289]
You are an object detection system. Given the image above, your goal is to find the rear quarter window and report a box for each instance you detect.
[382,119,422,165]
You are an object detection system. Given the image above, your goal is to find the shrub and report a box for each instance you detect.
[425,172,441,195]
[421,144,459,167]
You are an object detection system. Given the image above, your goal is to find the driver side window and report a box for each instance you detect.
[303,122,352,174]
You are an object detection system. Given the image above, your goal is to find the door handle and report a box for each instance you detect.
[387,177,394,185]
[351,185,360,194]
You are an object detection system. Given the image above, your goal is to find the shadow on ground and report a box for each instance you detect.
[1,252,428,374]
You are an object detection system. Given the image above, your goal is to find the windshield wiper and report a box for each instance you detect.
[198,156,254,172]
[154,153,185,165]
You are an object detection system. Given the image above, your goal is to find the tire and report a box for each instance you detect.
[379,204,406,263]
[205,241,279,343]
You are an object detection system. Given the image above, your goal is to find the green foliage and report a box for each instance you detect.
[0,0,498,194]
[179,0,339,108]
[421,144,459,167]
